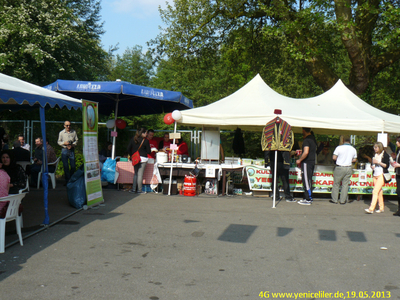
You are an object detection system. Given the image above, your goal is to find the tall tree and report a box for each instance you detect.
[151,25,326,107]
[0,0,110,85]
[108,46,153,86]
[153,0,400,96]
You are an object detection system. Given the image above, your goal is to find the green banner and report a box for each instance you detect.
[246,165,397,196]
[82,100,103,206]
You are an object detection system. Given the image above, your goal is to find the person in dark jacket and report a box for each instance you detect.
[265,150,294,202]
[0,149,27,194]
[13,140,30,162]
[126,128,151,194]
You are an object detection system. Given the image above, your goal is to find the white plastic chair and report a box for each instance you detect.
[17,161,31,192]
[0,193,26,253]
[37,157,61,189]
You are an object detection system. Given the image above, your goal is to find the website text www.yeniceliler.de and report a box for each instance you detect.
[259,290,392,299]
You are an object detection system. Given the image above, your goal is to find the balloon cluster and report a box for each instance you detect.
[164,110,182,125]
[106,118,127,129]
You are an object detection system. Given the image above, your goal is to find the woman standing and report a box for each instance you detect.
[0,150,27,194]
[126,128,151,194]
[365,142,390,214]
[391,136,400,216]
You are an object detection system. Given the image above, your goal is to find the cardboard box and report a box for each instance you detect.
[163,179,178,195]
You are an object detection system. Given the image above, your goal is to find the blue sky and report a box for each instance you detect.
[100,0,168,55]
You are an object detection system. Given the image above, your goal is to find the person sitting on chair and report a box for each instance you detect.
[13,140,30,163]
[31,138,57,187]
[17,134,30,151]
[0,168,10,197]
[0,150,27,194]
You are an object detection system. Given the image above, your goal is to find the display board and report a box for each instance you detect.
[246,165,397,195]
[82,100,104,206]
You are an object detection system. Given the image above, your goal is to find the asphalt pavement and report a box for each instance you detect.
[1,189,399,300]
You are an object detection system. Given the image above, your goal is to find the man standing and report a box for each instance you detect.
[331,136,357,204]
[58,121,78,185]
[296,128,317,205]
[266,150,295,202]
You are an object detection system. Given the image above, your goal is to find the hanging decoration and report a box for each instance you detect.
[164,113,174,125]
[172,110,182,121]
[106,119,115,129]
[115,119,127,129]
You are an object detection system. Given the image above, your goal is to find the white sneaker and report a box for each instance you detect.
[298,199,312,205]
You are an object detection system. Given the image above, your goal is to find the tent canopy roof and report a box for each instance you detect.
[44,79,193,116]
[179,74,400,135]
[0,73,81,111]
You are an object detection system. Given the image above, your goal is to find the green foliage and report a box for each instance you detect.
[0,0,111,85]
[150,0,400,99]
[107,46,154,86]
[366,60,400,114]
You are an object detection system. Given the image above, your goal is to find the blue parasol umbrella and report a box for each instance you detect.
[44,79,194,158]
[44,79,193,116]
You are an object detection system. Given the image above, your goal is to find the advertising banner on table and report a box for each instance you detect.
[246,165,397,195]
[82,100,104,206]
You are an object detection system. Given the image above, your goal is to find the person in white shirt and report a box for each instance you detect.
[57,121,78,185]
[18,135,30,151]
[330,136,357,204]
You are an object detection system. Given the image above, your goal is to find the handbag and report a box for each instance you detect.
[132,139,145,166]
[383,172,392,183]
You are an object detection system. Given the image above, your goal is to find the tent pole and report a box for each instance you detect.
[40,108,50,225]
[272,151,277,208]
[168,121,177,195]
[111,98,120,159]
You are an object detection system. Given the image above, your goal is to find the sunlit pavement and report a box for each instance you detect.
[1,190,399,300]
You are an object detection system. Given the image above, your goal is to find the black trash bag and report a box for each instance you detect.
[67,165,86,209]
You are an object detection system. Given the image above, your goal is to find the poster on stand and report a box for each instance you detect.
[82,100,104,207]
[245,165,397,195]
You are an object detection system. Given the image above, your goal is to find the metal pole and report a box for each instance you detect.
[168,121,177,195]
[272,151,277,208]
[111,98,119,160]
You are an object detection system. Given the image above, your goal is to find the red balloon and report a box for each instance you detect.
[115,119,127,129]
[164,113,174,125]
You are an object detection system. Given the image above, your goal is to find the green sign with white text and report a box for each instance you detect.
[82,100,103,206]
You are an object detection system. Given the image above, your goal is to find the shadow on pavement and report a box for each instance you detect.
[1,183,135,281]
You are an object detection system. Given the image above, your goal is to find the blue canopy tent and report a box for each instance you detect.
[44,80,194,158]
[0,72,82,225]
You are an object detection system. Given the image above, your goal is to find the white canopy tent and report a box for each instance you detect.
[178,74,400,135]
